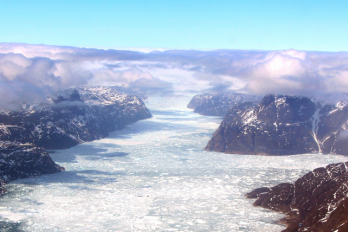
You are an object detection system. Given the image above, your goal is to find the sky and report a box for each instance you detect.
[0,1,348,109]
[1,0,347,51]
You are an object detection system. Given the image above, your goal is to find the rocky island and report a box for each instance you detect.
[205,94,348,156]
[246,162,348,232]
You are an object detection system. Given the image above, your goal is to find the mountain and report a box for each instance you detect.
[246,162,348,232]
[205,94,348,156]
[0,141,64,196]
[0,86,152,149]
[187,92,262,116]
[0,86,151,195]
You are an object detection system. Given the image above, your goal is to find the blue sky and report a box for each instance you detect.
[0,0,347,51]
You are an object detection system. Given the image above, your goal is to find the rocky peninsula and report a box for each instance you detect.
[246,162,348,232]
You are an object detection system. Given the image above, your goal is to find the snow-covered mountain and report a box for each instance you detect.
[0,86,152,194]
[0,86,152,149]
[205,94,348,156]
[187,92,262,116]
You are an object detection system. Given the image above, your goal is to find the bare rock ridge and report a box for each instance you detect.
[0,141,64,196]
[0,86,152,149]
[205,94,348,156]
[187,92,262,116]
[246,162,348,232]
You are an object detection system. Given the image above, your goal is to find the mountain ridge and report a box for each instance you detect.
[187,92,262,116]
[205,94,348,156]
[0,86,152,149]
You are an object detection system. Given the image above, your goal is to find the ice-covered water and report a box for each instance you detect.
[0,94,347,232]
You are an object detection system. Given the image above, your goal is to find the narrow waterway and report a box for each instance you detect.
[0,94,347,232]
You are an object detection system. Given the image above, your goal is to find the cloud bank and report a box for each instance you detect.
[1,43,348,109]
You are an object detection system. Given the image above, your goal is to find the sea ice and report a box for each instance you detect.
[0,94,347,231]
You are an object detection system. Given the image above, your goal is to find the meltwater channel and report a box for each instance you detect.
[0,94,347,232]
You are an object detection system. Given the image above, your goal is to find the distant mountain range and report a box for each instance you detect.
[187,92,262,116]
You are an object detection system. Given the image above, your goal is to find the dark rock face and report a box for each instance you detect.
[205,94,348,156]
[0,86,152,149]
[246,162,348,232]
[53,89,83,103]
[187,93,262,116]
[0,141,64,196]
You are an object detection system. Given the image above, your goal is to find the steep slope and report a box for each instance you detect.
[205,94,348,156]
[187,92,262,116]
[246,162,348,232]
[0,86,152,149]
[0,141,64,196]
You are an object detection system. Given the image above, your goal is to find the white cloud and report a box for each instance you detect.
[1,43,348,109]
[0,43,77,60]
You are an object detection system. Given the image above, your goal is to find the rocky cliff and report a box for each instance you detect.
[246,162,348,232]
[0,86,152,149]
[187,92,262,116]
[0,141,64,196]
[205,94,348,156]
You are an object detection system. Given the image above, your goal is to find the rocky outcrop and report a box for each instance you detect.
[246,162,348,232]
[205,94,348,156]
[187,92,262,116]
[0,141,64,196]
[0,86,152,149]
